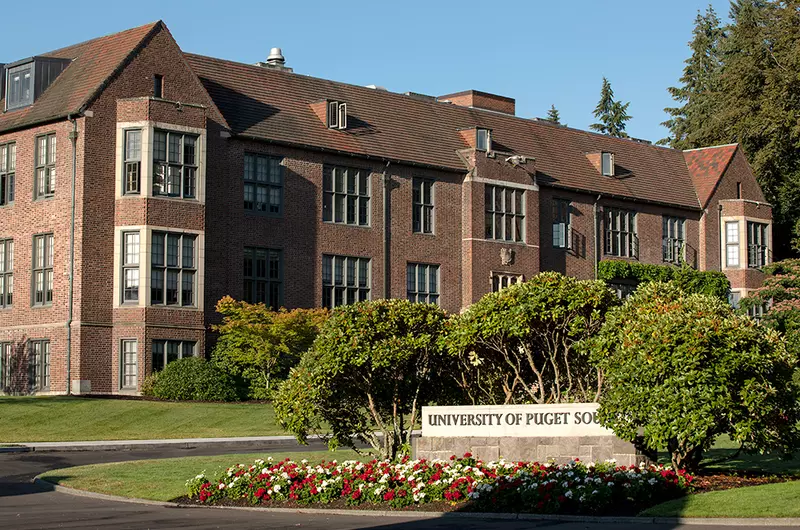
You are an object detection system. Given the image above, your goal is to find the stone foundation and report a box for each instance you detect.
[413,435,644,466]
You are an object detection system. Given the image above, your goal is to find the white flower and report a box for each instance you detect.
[218,483,226,490]
[564,490,573,499]
[273,484,281,492]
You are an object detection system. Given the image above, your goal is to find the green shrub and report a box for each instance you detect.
[740,259,800,357]
[211,296,329,400]
[598,260,730,300]
[590,281,800,472]
[444,272,619,405]
[142,357,240,402]
[275,299,450,460]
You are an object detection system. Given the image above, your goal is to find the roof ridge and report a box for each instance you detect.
[43,21,161,58]
[185,52,683,154]
[682,143,739,152]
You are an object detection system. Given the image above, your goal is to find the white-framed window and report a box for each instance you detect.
[663,216,686,263]
[491,272,524,292]
[485,185,525,242]
[476,128,491,151]
[327,101,347,130]
[725,221,740,268]
[605,208,637,258]
[34,133,56,199]
[6,63,33,110]
[322,255,370,308]
[151,339,195,372]
[32,234,53,307]
[747,222,768,269]
[322,166,370,226]
[601,152,614,176]
[120,339,138,389]
[552,199,571,249]
[412,178,434,234]
[153,130,198,199]
[0,342,12,390]
[728,290,741,309]
[122,232,140,304]
[123,129,142,195]
[407,263,440,305]
[151,232,196,306]
[0,238,12,308]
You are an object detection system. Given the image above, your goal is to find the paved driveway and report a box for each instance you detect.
[0,446,795,530]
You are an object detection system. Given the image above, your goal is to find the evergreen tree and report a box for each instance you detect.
[659,6,724,148]
[590,77,632,138]
[662,0,800,258]
[546,104,561,124]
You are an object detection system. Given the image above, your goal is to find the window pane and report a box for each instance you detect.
[166,271,179,304]
[153,131,167,161]
[182,236,195,268]
[151,269,164,303]
[167,235,179,267]
[183,136,196,166]
[168,134,181,164]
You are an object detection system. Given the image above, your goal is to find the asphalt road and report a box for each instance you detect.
[0,444,796,530]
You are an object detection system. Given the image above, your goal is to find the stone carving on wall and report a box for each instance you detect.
[500,248,515,266]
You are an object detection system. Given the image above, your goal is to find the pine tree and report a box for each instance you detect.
[589,77,632,138]
[546,104,561,124]
[659,6,724,148]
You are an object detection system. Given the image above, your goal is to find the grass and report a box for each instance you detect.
[0,396,284,442]
[640,481,800,518]
[38,450,365,501]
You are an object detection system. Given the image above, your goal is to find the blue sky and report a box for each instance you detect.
[2,0,732,143]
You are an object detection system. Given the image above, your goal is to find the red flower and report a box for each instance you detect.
[255,488,266,498]
[383,490,396,501]
[352,490,362,500]
[463,452,473,458]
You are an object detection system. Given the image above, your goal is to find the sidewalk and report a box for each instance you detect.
[0,434,328,453]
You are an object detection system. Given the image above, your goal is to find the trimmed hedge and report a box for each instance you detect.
[598,260,729,300]
[141,357,240,402]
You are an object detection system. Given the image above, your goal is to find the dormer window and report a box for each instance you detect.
[476,128,491,151]
[601,152,614,176]
[6,63,33,110]
[327,101,347,130]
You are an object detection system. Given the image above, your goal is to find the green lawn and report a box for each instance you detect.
[0,396,284,442]
[640,481,800,518]
[38,450,365,501]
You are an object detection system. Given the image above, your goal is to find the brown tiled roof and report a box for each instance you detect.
[0,22,161,133]
[185,53,704,210]
[683,144,738,208]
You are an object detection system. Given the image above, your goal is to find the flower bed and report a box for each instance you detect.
[186,454,693,515]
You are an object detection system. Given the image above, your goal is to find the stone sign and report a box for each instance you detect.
[415,403,644,465]
[422,403,612,438]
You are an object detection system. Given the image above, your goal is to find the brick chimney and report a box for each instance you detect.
[439,90,515,115]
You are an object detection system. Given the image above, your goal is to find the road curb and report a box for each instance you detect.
[34,478,800,526]
[12,435,328,453]
[0,446,30,454]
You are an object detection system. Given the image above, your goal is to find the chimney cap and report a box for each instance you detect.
[266,47,285,65]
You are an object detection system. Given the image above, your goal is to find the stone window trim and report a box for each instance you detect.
[122,129,142,195]
[114,121,206,204]
[112,226,205,311]
[34,133,56,200]
[322,165,371,227]
[0,341,12,391]
[28,339,50,392]
[121,231,140,305]
[322,254,371,308]
[721,216,771,271]
[0,141,16,207]
[31,233,54,307]
[407,262,440,305]
[490,271,524,292]
[0,238,12,309]
[747,221,769,269]
[412,178,435,235]
[243,153,284,216]
[119,339,138,390]
[485,184,526,243]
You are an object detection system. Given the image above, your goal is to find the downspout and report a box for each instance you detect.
[382,162,391,299]
[593,195,602,279]
[718,203,723,271]
[66,115,79,395]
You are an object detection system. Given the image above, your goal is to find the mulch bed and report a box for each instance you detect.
[691,471,798,493]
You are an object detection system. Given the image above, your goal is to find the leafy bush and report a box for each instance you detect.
[142,357,240,402]
[590,281,800,472]
[444,272,619,405]
[598,260,730,300]
[211,296,329,399]
[740,259,800,357]
[187,456,693,514]
[274,299,449,460]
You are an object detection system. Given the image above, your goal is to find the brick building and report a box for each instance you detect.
[0,22,772,395]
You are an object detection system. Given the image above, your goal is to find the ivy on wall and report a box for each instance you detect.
[597,260,730,300]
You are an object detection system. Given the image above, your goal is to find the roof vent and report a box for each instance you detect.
[255,48,293,72]
[365,84,388,91]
